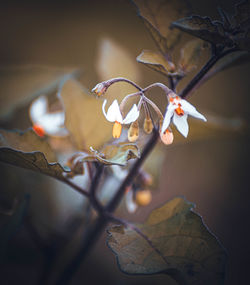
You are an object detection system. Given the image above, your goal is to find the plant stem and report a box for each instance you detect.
[62,177,89,197]
[179,48,238,99]
[56,129,159,285]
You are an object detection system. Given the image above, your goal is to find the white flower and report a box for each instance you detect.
[161,95,207,137]
[29,95,68,137]
[102,99,139,138]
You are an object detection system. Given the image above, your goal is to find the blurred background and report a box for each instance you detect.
[0,0,249,284]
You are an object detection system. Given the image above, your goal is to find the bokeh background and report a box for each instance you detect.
[0,0,249,284]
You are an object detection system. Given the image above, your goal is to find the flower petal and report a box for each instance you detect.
[161,104,175,134]
[35,112,67,136]
[123,104,139,124]
[29,96,48,123]
[173,113,189,137]
[180,99,207,121]
[125,190,137,213]
[103,99,123,123]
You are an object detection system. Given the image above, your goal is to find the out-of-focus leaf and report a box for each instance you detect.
[0,129,68,180]
[136,50,176,77]
[59,79,112,150]
[107,197,226,284]
[132,0,189,52]
[96,38,140,104]
[173,112,245,144]
[199,50,250,84]
[143,144,165,189]
[0,195,29,259]
[0,65,79,120]
[178,39,205,73]
[87,142,140,166]
[234,30,250,51]
[172,16,232,46]
[233,0,250,29]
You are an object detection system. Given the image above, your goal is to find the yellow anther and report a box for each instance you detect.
[128,120,139,142]
[112,121,122,138]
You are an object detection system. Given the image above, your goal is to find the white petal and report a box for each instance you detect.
[36,112,67,136]
[161,104,175,134]
[29,96,48,123]
[123,104,139,124]
[181,99,207,121]
[173,113,189,137]
[102,99,123,123]
[125,190,137,213]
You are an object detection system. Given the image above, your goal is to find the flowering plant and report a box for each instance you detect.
[0,0,249,284]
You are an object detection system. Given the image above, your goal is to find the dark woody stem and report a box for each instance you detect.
[179,48,239,99]
[56,129,159,285]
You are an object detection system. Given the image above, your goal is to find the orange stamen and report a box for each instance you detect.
[175,104,184,116]
[33,124,45,137]
[112,121,122,138]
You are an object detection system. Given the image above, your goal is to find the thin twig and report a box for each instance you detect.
[107,77,143,91]
[62,177,90,197]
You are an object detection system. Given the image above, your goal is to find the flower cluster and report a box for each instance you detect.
[92,79,207,144]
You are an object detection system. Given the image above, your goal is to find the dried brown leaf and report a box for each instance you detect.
[59,79,112,150]
[179,39,205,73]
[0,65,79,120]
[86,142,140,166]
[132,0,189,52]
[0,129,68,180]
[96,38,140,103]
[172,15,232,46]
[107,197,226,284]
[137,50,176,77]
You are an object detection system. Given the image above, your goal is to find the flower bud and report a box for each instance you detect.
[135,190,152,206]
[143,117,153,134]
[91,82,107,96]
[128,120,139,142]
[160,129,174,145]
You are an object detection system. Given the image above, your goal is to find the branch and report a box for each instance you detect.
[62,177,90,197]
[55,129,159,285]
[179,48,239,99]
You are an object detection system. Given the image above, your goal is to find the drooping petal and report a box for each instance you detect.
[180,99,207,121]
[173,113,189,137]
[29,96,48,122]
[161,104,175,134]
[102,99,123,123]
[122,104,140,124]
[125,190,137,213]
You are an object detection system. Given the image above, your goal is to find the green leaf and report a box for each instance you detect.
[178,39,205,73]
[0,195,29,260]
[172,15,232,46]
[88,142,140,166]
[0,129,68,180]
[107,197,226,284]
[132,0,189,52]
[59,79,113,150]
[136,50,176,77]
[0,65,79,120]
